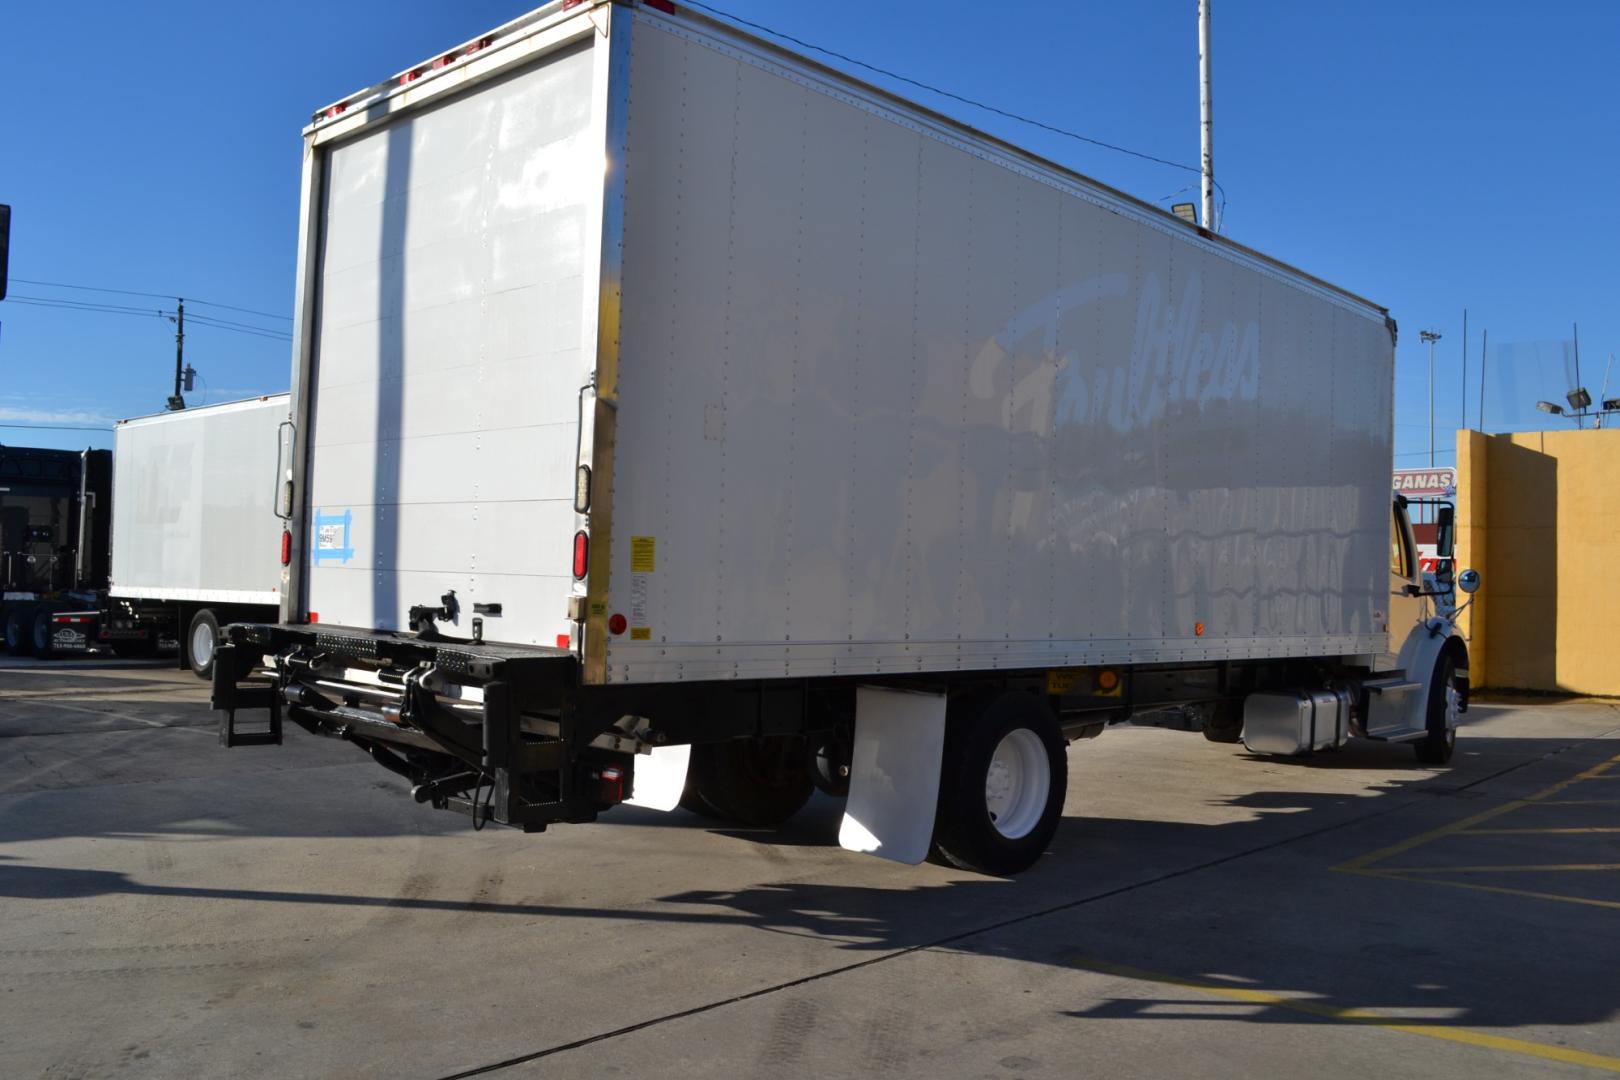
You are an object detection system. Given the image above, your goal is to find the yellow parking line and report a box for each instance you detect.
[1340,868,1620,912]
[1334,800,1526,873]
[1373,863,1620,874]
[1068,956,1620,1072]
[1334,753,1620,875]
[1464,835,1620,841]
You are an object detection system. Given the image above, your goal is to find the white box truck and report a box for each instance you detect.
[213,0,1479,873]
[109,395,290,676]
[3,397,289,669]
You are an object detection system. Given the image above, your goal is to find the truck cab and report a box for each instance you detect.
[1365,494,1477,762]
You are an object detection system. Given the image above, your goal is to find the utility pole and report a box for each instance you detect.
[1572,321,1583,429]
[167,298,186,411]
[1420,329,1441,465]
[1198,0,1215,232]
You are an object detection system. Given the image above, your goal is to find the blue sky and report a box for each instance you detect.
[3,0,1615,462]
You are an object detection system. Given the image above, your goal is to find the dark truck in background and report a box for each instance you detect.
[0,444,167,657]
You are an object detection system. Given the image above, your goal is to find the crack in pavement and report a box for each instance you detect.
[434,729,1619,1079]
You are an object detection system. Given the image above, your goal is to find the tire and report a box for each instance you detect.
[187,609,220,680]
[682,736,814,828]
[31,609,56,659]
[1414,648,1461,766]
[1202,701,1244,744]
[112,637,158,659]
[4,609,33,656]
[931,691,1067,876]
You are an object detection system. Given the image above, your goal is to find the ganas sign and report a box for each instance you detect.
[1393,468,1455,497]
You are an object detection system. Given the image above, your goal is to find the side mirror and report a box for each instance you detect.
[1435,504,1455,558]
[1457,568,1481,594]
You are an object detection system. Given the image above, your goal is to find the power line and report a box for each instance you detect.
[10,277,171,302]
[681,0,1230,212]
[0,422,114,432]
[11,276,290,322]
[184,316,292,342]
[5,294,289,341]
[8,294,168,317]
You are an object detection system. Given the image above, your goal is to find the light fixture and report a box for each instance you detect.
[1536,401,1565,415]
[1171,202,1197,224]
[1566,387,1591,411]
[1604,398,1620,412]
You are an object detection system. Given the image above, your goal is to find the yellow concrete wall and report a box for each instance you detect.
[1454,426,1620,695]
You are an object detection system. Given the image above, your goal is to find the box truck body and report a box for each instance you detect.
[215,0,1473,873]
[106,395,289,674]
[111,395,287,608]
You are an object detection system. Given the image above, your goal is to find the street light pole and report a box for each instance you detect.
[1198,0,1215,232]
[1420,329,1442,466]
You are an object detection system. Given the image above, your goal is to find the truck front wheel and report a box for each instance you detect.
[931,692,1067,875]
[1414,646,1463,766]
[187,609,220,679]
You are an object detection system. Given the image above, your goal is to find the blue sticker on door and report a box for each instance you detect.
[312,508,354,565]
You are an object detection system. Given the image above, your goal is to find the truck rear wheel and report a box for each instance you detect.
[682,735,814,828]
[1201,701,1244,743]
[30,609,57,659]
[5,609,33,656]
[187,609,220,679]
[931,691,1067,876]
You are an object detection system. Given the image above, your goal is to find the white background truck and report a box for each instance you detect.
[214,0,1478,874]
[3,396,288,670]
[109,395,289,675]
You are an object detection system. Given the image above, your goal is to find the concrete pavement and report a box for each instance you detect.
[1,661,1616,1078]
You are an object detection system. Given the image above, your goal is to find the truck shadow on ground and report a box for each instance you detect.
[3,729,1615,1037]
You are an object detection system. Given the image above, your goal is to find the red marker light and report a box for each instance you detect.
[573,531,589,579]
[280,529,292,566]
[608,613,627,635]
[597,765,626,803]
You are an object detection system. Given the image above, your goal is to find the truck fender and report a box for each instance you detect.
[838,686,948,864]
[1390,619,1468,733]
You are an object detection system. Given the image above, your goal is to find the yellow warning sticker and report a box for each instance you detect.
[631,535,656,573]
[1045,669,1086,696]
[630,626,652,641]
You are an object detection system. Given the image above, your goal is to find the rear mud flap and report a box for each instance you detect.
[839,686,947,864]
[626,744,691,811]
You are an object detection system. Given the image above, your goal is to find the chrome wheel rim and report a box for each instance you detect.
[191,622,216,670]
[984,729,1050,840]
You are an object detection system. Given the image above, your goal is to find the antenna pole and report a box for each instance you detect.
[1460,309,1468,432]
[1573,322,1582,429]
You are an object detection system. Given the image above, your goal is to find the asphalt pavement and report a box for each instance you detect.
[1,658,1617,1079]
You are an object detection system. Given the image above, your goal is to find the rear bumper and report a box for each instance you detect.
[212,622,610,830]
